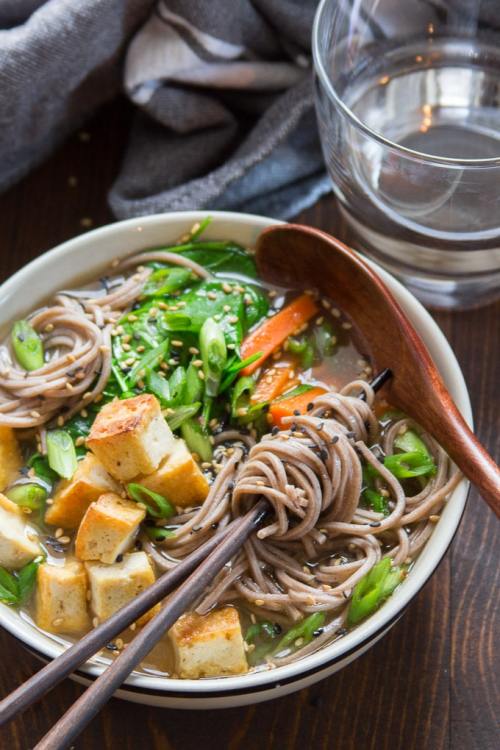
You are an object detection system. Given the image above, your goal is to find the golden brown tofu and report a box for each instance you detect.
[138,439,209,509]
[0,493,40,569]
[36,560,90,634]
[45,453,119,529]
[85,551,158,626]
[0,426,22,492]
[169,607,248,679]
[86,394,175,481]
[75,492,145,564]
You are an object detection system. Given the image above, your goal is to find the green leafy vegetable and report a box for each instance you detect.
[185,362,204,403]
[6,483,47,511]
[145,526,175,541]
[110,363,130,394]
[231,375,254,418]
[273,384,314,402]
[147,370,170,404]
[180,419,212,462]
[245,621,281,643]
[168,241,258,278]
[361,465,389,515]
[218,352,263,393]
[168,366,187,406]
[166,403,201,430]
[11,320,44,371]
[0,558,43,607]
[127,339,169,386]
[272,612,326,655]
[394,429,432,459]
[127,483,175,519]
[26,454,58,489]
[142,267,194,298]
[46,430,78,480]
[347,558,404,626]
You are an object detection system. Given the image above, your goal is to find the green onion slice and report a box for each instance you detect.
[11,320,44,371]
[347,558,404,626]
[6,483,47,510]
[127,483,175,519]
[46,430,78,479]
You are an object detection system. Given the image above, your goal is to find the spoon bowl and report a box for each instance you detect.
[256,224,500,516]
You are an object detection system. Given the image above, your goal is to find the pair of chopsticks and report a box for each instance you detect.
[0,370,390,749]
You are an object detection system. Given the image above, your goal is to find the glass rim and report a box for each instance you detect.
[312,0,500,168]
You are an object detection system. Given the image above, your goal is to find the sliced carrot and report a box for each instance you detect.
[269,386,327,428]
[251,365,297,404]
[240,294,319,376]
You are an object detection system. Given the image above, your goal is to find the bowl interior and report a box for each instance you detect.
[0,211,471,695]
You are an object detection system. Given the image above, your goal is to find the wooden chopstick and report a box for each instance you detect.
[0,514,245,727]
[34,499,269,750]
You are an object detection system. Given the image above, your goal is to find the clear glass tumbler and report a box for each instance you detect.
[313,0,500,309]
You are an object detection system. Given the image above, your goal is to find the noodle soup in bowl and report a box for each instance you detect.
[0,211,470,709]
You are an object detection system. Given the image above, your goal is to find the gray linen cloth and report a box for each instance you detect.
[0,0,329,220]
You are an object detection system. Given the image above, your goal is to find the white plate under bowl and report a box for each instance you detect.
[0,211,471,709]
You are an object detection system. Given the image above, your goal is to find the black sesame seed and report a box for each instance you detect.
[331,436,339,445]
[313,628,324,637]
[290,423,297,432]
[369,521,382,527]
[106,642,118,651]
[293,409,301,416]
[319,449,328,461]
[271,426,279,436]
[306,402,314,412]
[116,554,124,563]
[211,523,218,530]
[346,431,355,439]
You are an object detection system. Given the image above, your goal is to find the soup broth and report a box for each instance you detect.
[0,222,459,679]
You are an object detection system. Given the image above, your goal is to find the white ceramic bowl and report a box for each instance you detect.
[0,211,471,709]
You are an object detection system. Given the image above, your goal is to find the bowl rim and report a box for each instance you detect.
[0,210,471,696]
[312,0,500,168]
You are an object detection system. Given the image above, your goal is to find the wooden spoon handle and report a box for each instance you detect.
[426,399,500,517]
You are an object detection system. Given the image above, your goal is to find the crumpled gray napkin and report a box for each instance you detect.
[0,0,329,221]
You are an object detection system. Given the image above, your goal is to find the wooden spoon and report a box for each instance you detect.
[255,224,500,517]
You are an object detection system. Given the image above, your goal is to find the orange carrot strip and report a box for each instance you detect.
[240,294,319,376]
[269,386,327,428]
[251,365,297,404]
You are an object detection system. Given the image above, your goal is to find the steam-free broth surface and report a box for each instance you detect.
[0,222,459,679]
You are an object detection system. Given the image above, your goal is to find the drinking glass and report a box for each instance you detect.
[313,0,500,308]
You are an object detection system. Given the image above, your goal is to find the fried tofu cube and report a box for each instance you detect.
[0,426,22,492]
[36,560,90,634]
[45,453,120,529]
[0,493,40,569]
[85,551,158,626]
[169,607,248,679]
[86,394,175,481]
[75,492,145,564]
[138,439,209,509]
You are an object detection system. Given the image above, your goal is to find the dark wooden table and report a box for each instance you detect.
[0,100,498,750]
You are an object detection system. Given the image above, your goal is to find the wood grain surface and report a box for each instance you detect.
[0,100,498,750]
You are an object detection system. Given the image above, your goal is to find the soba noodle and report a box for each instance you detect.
[0,231,461,673]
